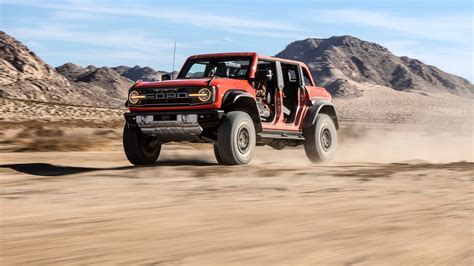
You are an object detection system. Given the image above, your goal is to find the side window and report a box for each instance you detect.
[281,63,300,85]
[302,68,313,86]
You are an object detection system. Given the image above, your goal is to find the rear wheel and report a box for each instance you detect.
[216,111,256,165]
[303,114,337,163]
[123,124,162,165]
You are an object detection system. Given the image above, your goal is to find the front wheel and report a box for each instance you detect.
[213,144,224,164]
[303,114,337,163]
[123,124,162,165]
[216,111,256,165]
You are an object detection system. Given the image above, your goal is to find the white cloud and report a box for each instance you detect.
[308,9,473,81]
[7,22,235,70]
[8,25,174,51]
[384,40,473,81]
[312,9,473,43]
[3,1,471,79]
[7,23,244,58]
[1,0,310,71]
[6,23,179,69]
[2,0,309,37]
[50,10,101,20]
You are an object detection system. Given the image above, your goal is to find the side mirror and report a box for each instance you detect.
[161,74,172,81]
[255,69,273,82]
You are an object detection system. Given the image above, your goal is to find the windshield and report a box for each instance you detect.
[178,57,251,80]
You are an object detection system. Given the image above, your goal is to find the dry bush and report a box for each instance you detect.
[15,128,35,138]
[17,134,97,152]
[2,126,120,152]
[94,129,115,136]
[34,127,64,137]
[93,129,120,140]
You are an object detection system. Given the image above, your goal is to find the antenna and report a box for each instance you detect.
[172,40,176,75]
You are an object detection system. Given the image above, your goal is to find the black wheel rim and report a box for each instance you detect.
[320,127,332,151]
[237,127,250,154]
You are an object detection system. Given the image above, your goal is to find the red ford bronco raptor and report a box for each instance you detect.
[123,52,338,165]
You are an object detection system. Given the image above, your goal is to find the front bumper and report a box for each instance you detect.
[124,110,224,141]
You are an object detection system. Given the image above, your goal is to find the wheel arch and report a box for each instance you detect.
[222,90,263,133]
[303,99,339,129]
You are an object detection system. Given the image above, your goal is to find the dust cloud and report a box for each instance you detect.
[336,123,473,163]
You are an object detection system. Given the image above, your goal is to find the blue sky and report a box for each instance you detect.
[1,0,472,81]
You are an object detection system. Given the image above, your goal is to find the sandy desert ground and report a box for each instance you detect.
[1,87,473,265]
[1,120,473,265]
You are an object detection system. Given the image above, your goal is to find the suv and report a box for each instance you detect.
[123,52,338,165]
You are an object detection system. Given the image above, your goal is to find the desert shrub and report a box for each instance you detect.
[94,129,115,136]
[15,128,35,138]
[35,127,64,137]
[18,134,97,152]
[7,126,118,152]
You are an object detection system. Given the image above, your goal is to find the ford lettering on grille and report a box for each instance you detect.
[139,87,207,106]
[151,92,189,99]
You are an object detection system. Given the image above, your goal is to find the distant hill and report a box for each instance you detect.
[55,63,133,101]
[276,35,473,97]
[57,63,171,82]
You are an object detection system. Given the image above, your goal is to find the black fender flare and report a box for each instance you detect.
[221,90,263,132]
[222,89,250,106]
[303,99,339,129]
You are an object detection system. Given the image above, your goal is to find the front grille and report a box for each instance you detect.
[135,87,210,106]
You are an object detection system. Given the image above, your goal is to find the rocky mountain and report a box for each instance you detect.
[0,31,132,107]
[56,64,133,100]
[57,64,175,84]
[55,63,94,81]
[0,31,70,100]
[276,35,473,97]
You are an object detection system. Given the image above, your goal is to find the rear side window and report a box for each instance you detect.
[281,63,300,84]
[287,69,298,82]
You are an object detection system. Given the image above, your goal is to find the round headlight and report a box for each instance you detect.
[198,88,211,102]
[129,90,140,104]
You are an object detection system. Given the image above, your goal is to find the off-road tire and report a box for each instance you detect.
[216,111,256,165]
[303,114,337,163]
[213,144,224,164]
[123,123,162,165]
